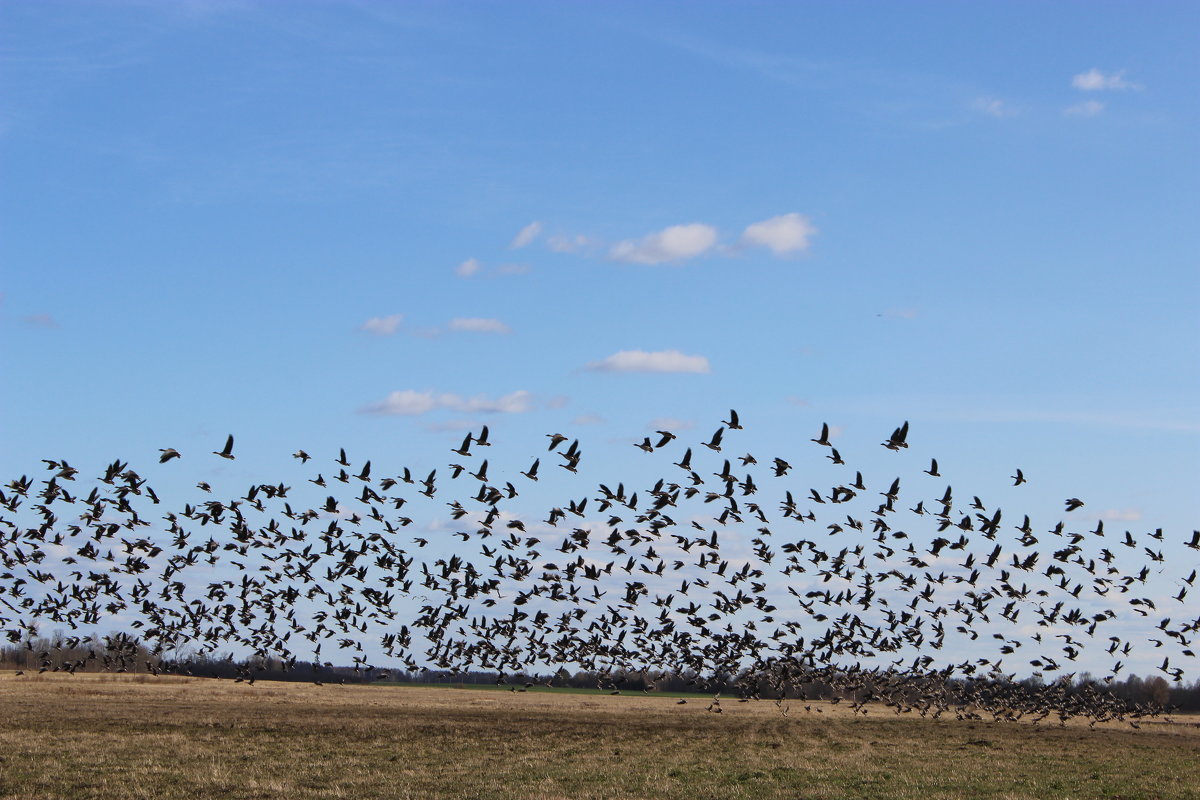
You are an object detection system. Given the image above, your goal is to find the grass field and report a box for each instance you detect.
[1,673,1197,800]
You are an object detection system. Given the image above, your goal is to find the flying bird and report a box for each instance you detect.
[520,459,540,481]
[212,435,235,460]
[473,425,491,447]
[882,421,909,450]
[811,423,832,447]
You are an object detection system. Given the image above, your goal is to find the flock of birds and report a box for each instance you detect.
[2,412,1197,727]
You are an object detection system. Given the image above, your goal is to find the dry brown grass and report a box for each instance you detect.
[1,673,1197,800]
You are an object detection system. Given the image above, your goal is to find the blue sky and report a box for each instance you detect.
[2,2,1197,676]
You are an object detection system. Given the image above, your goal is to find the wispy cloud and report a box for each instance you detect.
[972,96,1017,118]
[455,257,482,278]
[361,389,533,416]
[586,349,711,374]
[546,233,601,254]
[938,408,1200,433]
[359,313,403,335]
[448,317,511,334]
[510,221,543,249]
[21,313,60,328]
[1096,508,1143,522]
[648,417,694,431]
[609,223,718,265]
[552,214,816,264]
[495,262,531,275]
[572,413,606,425]
[454,257,528,278]
[423,419,479,433]
[1072,69,1142,91]
[740,213,817,255]
[1064,100,1105,117]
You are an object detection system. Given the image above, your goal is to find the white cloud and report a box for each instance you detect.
[363,389,438,415]
[362,389,533,416]
[609,223,718,265]
[449,317,511,334]
[1064,100,1105,117]
[547,234,599,254]
[546,395,570,410]
[648,417,694,431]
[1072,69,1141,91]
[496,262,531,275]
[586,349,711,374]
[454,390,533,413]
[972,97,1017,118]
[455,258,482,278]
[22,313,59,328]
[423,419,477,433]
[930,408,1200,432]
[510,221,543,249]
[359,313,403,335]
[572,413,606,425]
[1097,508,1142,522]
[740,213,817,255]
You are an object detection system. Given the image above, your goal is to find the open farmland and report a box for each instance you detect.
[1,674,1197,800]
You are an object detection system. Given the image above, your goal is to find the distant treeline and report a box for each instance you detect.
[2,633,1196,712]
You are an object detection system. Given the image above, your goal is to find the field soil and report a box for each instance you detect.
[1,673,1197,800]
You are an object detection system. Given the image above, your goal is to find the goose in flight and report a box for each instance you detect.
[882,421,909,450]
[213,435,235,460]
[520,459,540,481]
[811,423,831,447]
